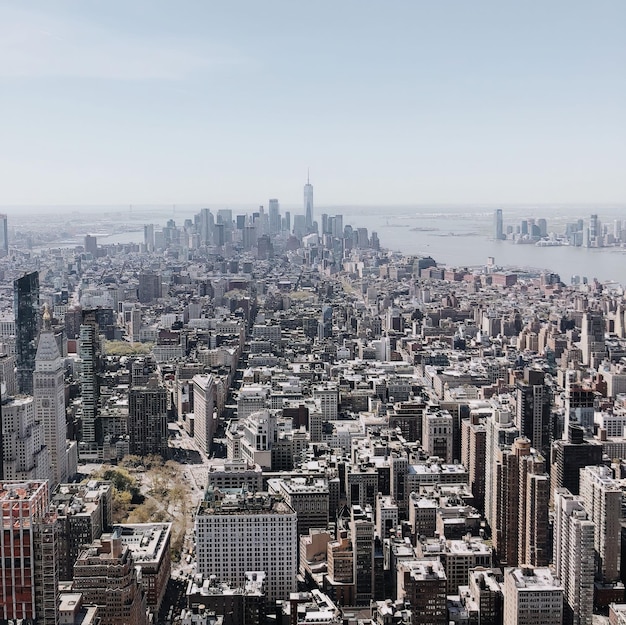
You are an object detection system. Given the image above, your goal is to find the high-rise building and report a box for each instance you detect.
[0,480,60,625]
[516,368,552,457]
[423,409,454,463]
[84,234,97,256]
[503,567,563,625]
[2,395,50,482]
[461,412,487,514]
[580,311,605,367]
[193,374,217,454]
[138,272,161,304]
[14,271,40,395]
[550,424,602,498]
[195,489,297,602]
[34,305,68,488]
[579,465,622,584]
[73,531,149,625]
[79,311,101,448]
[397,559,447,625]
[304,172,314,231]
[493,437,549,567]
[143,224,154,251]
[199,208,214,246]
[0,213,8,256]
[350,505,374,605]
[268,198,281,234]
[128,382,168,457]
[494,209,504,240]
[553,489,595,625]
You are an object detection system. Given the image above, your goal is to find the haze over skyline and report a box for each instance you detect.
[1,1,624,207]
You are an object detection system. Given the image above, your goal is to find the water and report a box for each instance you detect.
[13,203,626,286]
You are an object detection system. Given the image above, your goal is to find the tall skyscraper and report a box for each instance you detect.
[516,368,552,457]
[0,213,8,256]
[494,209,504,240]
[580,311,605,366]
[268,198,281,234]
[14,271,40,395]
[79,311,100,447]
[0,480,60,625]
[34,305,68,488]
[553,489,595,625]
[128,382,168,457]
[304,171,314,231]
[199,207,214,245]
[493,437,549,567]
[579,465,621,583]
[143,224,155,251]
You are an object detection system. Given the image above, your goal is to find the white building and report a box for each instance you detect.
[195,491,297,602]
[553,489,595,625]
[579,465,622,583]
[193,374,217,454]
[422,409,454,463]
[34,312,68,488]
[503,567,563,625]
[237,386,268,420]
[312,384,339,421]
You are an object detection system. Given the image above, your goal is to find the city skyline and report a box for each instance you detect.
[0,1,624,206]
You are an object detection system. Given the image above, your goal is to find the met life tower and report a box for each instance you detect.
[304,171,314,232]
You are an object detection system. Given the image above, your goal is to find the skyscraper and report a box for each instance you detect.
[268,198,281,234]
[304,172,314,231]
[128,382,168,457]
[0,213,8,256]
[494,209,504,240]
[0,480,60,625]
[553,489,595,625]
[14,271,40,395]
[34,305,68,488]
[516,368,552,457]
[79,311,100,448]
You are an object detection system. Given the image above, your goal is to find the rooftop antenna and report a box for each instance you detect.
[307,168,310,184]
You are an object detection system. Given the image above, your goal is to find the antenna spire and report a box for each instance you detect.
[307,168,310,185]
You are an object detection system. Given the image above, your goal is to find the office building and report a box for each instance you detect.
[137,272,161,304]
[84,234,98,256]
[553,489,595,625]
[0,213,8,255]
[14,271,40,395]
[269,198,281,234]
[128,382,168,457]
[304,173,314,231]
[580,311,605,367]
[2,395,50,482]
[34,305,68,487]
[494,209,504,240]
[515,368,552,456]
[193,374,217,454]
[0,480,60,625]
[79,312,100,448]
[195,489,297,602]
[422,409,454,462]
[551,424,602,498]
[74,532,148,625]
[503,567,563,625]
[113,523,172,614]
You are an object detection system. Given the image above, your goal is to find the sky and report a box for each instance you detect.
[0,1,624,207]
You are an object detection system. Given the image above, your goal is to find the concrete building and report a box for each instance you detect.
[503,567,563,625]
[553,489,595,625]
[113,523,172,615]
[73,531,149,625]
[579,465,622,583]
[423,408,454,463]
[397,559,447,625]
[195,490,297,602]
[34,306,68,487]
[193,374,217,454]
[207,459,263,492]
[128,383,168,457]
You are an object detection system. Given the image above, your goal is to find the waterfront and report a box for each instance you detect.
[10,203,626,286]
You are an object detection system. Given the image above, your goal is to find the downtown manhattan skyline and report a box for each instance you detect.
[0,1,624,208]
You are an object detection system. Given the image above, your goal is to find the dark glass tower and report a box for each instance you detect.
[14,271,40,395]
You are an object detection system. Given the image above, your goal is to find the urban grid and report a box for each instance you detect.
[1,178,626,625]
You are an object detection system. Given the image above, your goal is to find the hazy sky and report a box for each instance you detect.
[1,1,624,207]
